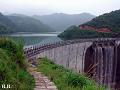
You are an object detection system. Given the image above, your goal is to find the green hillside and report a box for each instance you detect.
[58,10,120,39]
[0,13,15,34]
[58,25,112,40]
[82,9,120,32]
[0,12,54,34]
[8,15,54,32]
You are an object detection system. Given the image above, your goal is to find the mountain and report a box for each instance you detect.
[58,10,120,39]
[8,14,54,32]
[80,9,120,33]
[0,13,16,34]
[33,13,95,31]
[58,25,112,40]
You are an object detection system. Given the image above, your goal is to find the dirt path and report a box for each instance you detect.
[28,66,58,90]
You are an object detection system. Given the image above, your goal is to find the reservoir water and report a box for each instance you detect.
[7,32,62,46]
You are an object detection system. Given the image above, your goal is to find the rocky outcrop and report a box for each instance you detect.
[79,25,96,30]
[79,25,111,33]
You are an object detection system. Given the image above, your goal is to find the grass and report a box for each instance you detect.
[0,37,35,90]
[37,57,105,90]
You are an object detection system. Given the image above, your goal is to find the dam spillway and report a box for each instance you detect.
[85,41,117,89]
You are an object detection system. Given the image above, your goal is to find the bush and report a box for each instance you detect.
[67,72,88,87]
[0,37,35,90]
[0,37,26,68]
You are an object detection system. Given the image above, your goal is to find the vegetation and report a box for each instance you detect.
[7,15,54,33]
[58,25,113,40]
[58,9,120,39]
[0,37,35,90]
[0,12,54,34]
[37,57,105,90]
[0,13,15,34]
[0,24,13,34]
[83,9,120,33]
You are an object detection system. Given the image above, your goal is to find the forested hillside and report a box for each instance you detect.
[82,9,120,32]
[0,13,16,34]
[0,12,54,34]
[58,25,112,40]
[8,14,54,32]
[58,10,120,39]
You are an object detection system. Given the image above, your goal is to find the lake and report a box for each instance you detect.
[7,32,62,46]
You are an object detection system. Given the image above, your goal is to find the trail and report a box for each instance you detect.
[28,66,58,90]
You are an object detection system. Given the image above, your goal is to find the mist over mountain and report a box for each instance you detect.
[0,12,95,34]
[7,14,54,33]
[0,13,16,34]
[33,13,95,31]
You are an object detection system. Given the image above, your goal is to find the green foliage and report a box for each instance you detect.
[0,23,13,34]
[0,37,35,90]
[67,73,88,87]
[0,13,15,34]
[58,25,113,40]
[0,37,26,68]
[0,12,54,34]
[37,57,105,90]
[83,9,120,32]
[59,10,120,39]
[8,15,54,32]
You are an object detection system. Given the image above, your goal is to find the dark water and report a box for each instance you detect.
[7,32,62,46]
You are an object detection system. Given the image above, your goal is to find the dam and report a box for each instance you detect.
[24,38,120,89]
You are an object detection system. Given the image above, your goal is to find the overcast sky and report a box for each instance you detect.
[0,0,120,16]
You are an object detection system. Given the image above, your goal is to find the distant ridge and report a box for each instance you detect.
[33,13,95,31]
[0,12,55,34]
[8,15,55,32]
[0,12,16,34]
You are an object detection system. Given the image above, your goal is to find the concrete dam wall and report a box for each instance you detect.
[37,42,92,73]
[24,38,120,89]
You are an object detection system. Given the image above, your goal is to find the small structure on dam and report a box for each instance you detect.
[24,38,120,89]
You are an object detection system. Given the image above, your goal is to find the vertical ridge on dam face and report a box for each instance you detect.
[94,46,115,88]
[85,41,117,89]
[116,44,120,89]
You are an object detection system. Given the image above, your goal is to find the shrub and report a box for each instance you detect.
[0,37,26,68]
[0,37,35,90]
[67,72,88,87]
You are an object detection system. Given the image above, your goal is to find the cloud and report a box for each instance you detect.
[0,0,119,15]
